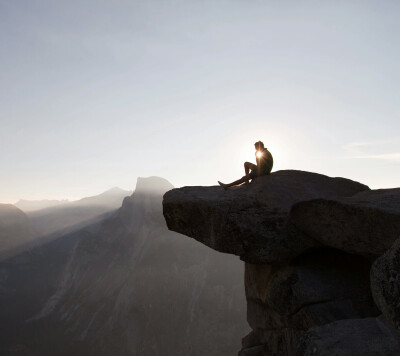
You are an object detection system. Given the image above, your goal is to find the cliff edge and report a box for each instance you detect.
[163,170,400,355]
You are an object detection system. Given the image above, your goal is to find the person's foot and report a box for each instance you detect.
[218,181,228,190]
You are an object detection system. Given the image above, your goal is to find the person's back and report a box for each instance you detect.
[257,147,273,175]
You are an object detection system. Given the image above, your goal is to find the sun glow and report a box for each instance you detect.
[215,120,316,186]
[256,151,263,158]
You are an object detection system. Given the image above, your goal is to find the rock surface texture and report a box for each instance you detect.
[290,188,400,257]
[163,170,369,264]
[371,237,400,331]
[163,170,400,355]
[295,316,400,356]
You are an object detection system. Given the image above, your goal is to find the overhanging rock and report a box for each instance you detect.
[163,170,369,264]
[290,188,400,258]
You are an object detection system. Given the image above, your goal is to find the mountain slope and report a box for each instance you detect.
[0,177,247,356]
[15,199,69,212]
[0,204,31,254]
[25,187,131,237]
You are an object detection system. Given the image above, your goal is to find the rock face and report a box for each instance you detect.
[371,237,400,331]
[242,249,379,355]
[163,170,400,355]
[296,316,400,356]
[290,188,400,258]
[163,170,369,264]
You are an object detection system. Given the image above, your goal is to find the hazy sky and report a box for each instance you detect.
[1,0,399,203]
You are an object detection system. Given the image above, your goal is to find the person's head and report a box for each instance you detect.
[254,141,264,151]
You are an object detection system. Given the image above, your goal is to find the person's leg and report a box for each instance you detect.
[244,162,257,175]
[244,162,257,185]
[218,162,257,190]
[227,175,251,187]
[218,175,251,190]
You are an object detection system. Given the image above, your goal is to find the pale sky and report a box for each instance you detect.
[1,0,399,203]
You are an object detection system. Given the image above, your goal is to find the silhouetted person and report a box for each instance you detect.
[218,141,273,190]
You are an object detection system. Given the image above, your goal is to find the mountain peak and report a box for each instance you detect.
[135,177,174,195]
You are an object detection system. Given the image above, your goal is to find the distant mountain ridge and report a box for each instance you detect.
[15,187,132,212]
[0,188,132,261]
[77,187,132,208]
[15,199,69,212]
[24,187,132,238]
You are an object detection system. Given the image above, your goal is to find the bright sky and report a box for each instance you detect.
[1,0,400,203]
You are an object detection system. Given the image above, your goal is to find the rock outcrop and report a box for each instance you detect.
[163,170,369,264]
[163,170,400,355]
[290,188,400,258]
[296,316,400,356]
[371,237,400,331]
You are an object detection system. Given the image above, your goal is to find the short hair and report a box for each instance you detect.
[254,141,264,149]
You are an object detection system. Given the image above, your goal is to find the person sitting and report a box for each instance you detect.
[218,141,273,190]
